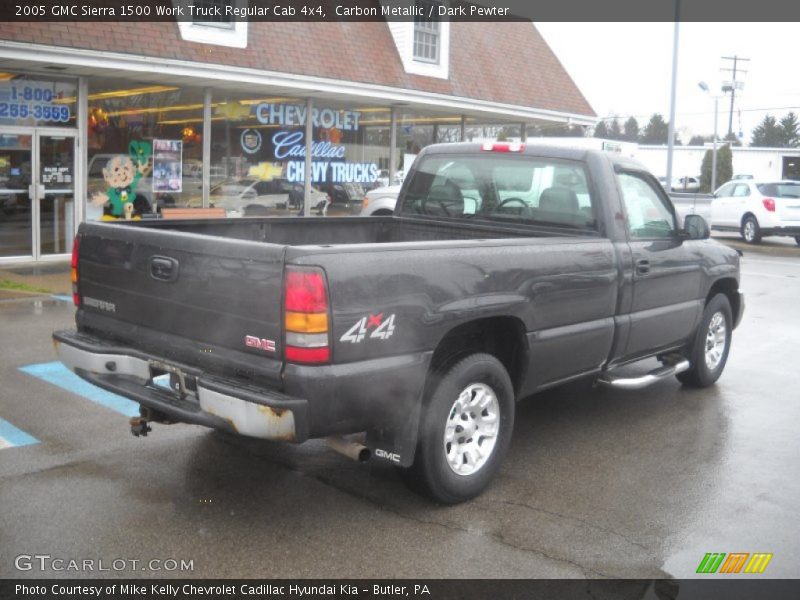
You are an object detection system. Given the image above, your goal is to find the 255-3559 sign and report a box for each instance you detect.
[0,82,71,123]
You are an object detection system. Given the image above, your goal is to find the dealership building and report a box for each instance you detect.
[0,13,595,264]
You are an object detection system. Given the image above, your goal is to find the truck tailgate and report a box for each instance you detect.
[75,222,285,382]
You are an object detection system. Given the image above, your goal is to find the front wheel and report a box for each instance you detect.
[402,353,515,504]
[741,215,762,244]
[676,293,733,387]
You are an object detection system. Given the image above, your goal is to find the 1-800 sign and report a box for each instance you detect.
[0,103,70,122]
[0,83,71,123]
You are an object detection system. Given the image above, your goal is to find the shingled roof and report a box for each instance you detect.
[0,20,594,117]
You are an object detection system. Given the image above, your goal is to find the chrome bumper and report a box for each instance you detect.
[53,330,307,442]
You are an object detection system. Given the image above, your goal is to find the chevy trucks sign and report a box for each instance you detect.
[254,102,378,185]
[272,131,378,184]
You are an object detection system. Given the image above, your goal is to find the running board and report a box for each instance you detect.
[597,358,690,390]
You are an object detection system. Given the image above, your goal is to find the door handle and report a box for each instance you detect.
[636,259,651,275]
[150,256,179,282]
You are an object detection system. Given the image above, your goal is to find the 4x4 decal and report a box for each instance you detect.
[340,313,396,344]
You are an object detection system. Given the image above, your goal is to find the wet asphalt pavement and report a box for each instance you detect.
[1,242,798,580]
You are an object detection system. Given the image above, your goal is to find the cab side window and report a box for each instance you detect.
[617,172,676,239]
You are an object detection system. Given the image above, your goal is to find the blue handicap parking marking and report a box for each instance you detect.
[19,361,140,418]
[50,294,73,303]
[0,417,39,449]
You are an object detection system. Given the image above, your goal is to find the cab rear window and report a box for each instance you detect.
[399,154,596,230]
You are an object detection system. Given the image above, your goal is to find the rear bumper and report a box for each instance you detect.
[52,329,433,444]
[53,330,308,442]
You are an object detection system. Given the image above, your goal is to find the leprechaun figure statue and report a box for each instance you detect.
[91,140,153,220]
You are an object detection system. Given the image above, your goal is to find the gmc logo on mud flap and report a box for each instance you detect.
[375,449,401,463]
[245,335,276,353]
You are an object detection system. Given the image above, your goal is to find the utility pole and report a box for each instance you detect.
[721,55,750,138]
[665,0,680,192]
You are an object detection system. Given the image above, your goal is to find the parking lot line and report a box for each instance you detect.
[19,361,140,417]
[741,270,800,280]
[0,416,39,449]
[741,258,800,269]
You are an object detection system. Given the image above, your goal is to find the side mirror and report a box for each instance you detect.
[683,214,710,240]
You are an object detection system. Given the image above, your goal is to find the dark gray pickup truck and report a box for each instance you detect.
[54,143,743,503]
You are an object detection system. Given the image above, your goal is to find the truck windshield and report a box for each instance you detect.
[399,154,596,230]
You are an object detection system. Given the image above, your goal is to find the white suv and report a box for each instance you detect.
[360,184,401,216]
[710,180,800,244]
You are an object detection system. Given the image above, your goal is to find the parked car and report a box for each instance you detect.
[710,179,800,244]
[671,176,701,193]
[360,184,401,216]
[317,182,365,214]
[208,178,290,216]
[731,174,754,181]
[272,178,330,211]
[371,169,405,190]
[673,196,712,230]
[55,143,743,503]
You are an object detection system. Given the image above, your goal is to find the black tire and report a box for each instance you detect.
[676,294,733,387]
[402,353,515,504]
[741,215,762,244]
[794,235,800,246]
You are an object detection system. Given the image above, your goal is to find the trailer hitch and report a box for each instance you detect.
[129,417,152,437]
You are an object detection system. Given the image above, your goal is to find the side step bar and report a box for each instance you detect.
[597,357,690,390]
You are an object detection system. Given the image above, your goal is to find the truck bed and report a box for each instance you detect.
[128,215,594,246]
[73,216,612,395]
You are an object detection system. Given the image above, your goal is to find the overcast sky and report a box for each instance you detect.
[535,22,800,144]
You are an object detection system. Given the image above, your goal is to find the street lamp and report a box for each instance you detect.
[698,81,719,192]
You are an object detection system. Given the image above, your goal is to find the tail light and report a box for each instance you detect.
[284,266,330,364]
[763,198,776,212]
[71,234,81,306]
[362,197,370,209]
[481,142,525,153]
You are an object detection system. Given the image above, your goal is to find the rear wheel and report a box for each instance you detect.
[741,215,762,244]
[677,293,733,387]
[402,353,515,504]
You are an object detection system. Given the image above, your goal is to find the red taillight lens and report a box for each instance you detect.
[763,198,776,212]
[481,142,525,153]
[71,234,81,306]
[285,269,328,313]
[285,346,330,364]
[284,267,330,364]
